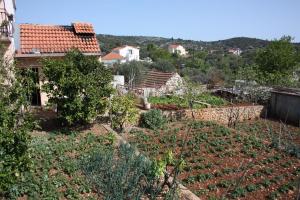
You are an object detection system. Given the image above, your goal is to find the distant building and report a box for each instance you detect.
[15,22,101,106]
[112,45,140,62]
[168,44,187,56]
[228,48,242,56]
[102,45,140,66]
[136,70,184,97]
[0,0,16,61]
[102,52,126,66]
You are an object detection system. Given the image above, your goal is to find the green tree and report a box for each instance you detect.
[115,61,150,88]
[255,36,298,85]
[43,50,113,126]
[146,44,172,61]
[110,94,139,132]
[0,46,35,195]
[151,59,176,72]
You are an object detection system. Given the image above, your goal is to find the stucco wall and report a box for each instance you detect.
[270,92,300,125]
[113,46,139,61]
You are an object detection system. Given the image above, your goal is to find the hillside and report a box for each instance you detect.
[96,34,272,54]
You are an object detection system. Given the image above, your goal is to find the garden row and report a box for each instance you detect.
[126,119,300,199]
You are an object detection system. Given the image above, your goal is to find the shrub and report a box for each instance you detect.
[43,50,113,126]
[0,52,35,194]
[110,94,139,132]
[140,109,166,130]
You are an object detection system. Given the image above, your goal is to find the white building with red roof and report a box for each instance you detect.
[102,52,126,66]
[168,44,187,56]
[15,22,101,106]
[228,48,242,56]
[102,45,139,66]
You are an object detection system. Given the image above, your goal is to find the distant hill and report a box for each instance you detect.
[96,34,300,55]
[97,34,271,54]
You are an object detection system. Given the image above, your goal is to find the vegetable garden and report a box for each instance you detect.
[126,120,300,199]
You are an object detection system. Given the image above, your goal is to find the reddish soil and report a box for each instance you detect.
[125,120,300,200]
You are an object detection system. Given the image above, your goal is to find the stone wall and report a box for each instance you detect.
[163,105,265,125]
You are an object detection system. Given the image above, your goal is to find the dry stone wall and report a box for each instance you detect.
[163,105,265,125]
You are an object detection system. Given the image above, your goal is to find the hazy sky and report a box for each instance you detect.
[16,0,300,42]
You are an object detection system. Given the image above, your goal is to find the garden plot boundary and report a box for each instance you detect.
[162,105,265,125]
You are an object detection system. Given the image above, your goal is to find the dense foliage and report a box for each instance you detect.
[101,34,300,88]
[114,61,148,88]
[255,36,298,86]
[149,93,227,109]
[43,50,113,125]
[0,47,35,195]
[140,109,166,130]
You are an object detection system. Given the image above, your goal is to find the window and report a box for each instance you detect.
[129,49,133,55]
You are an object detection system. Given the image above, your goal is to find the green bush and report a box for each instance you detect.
[110,94,139,132]
[0,54,35,194]
[140,109,166,130]
[43,50,113,126]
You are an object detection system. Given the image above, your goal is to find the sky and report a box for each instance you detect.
[16,0,300,42]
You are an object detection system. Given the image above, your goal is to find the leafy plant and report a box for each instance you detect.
[43,49,113,125]
[140,109,166,130]
[110,94,139,132]
[0,46,35,195]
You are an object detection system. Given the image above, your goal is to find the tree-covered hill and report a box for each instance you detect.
[97,34,300,55]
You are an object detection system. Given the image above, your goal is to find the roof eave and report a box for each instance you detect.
[15,52,101,58]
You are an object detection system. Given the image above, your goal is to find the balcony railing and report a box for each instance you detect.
[0,10,13,38]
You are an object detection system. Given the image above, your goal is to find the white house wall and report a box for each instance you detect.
[113,46,139,62]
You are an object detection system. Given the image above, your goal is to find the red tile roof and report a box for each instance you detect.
[73,23,95,34]
[19,23,100,54]
[169,44,181,48]
[138,70,175,89]
[102,52,124,61]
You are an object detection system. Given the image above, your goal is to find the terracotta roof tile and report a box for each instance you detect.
[138,70,175,88]
[169,44,181,48]
[19,23,101,54]
[102,52,125,61]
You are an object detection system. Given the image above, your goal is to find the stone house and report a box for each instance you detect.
[136,70,184,97]
[15,22,101,106]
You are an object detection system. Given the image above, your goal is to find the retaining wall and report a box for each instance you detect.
[163,105,265,125]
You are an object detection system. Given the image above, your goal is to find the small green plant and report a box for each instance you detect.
[140,109,166,130]
[231,187,246,198]
[110,94,139,132]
